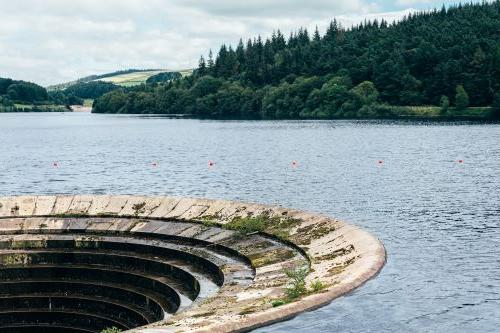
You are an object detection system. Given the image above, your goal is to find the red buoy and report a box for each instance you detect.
[208,160,215,167]
[378,160,384,164]
[458,160,464,164]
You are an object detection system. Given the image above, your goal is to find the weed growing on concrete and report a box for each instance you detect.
[284,267,308,300]
[101,328,122,333]
[271,299,287,307]
[132,202,146,216]
[310,280,326,292]
[226,216,267,234]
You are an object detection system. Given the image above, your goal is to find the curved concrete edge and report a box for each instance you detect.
[0,195,386,332]
[188,219,386,333]
[213,233,386,333]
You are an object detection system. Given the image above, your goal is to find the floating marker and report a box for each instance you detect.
[378,160,384,165]
[458,160,464,164]
[53,162,59,168]
[291,161,298,168]
[152,162,159,167]
[208,160,215,167]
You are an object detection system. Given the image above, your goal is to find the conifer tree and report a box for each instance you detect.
[198,56,207,76]
[207,50,215,72]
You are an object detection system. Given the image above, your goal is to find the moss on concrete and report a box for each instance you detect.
[248,248,296,268]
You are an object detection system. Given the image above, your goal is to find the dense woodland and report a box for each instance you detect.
[63,81,119,99]
[0,76,89,111]
[94,2,500,118]
[0,77,73,112]
[146,72,182,84]
[0,78,48,104]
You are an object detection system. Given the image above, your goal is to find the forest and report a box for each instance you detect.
[97,2,499,118]
[0,77,72,112]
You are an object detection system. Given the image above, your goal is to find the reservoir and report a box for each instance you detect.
[0,113,498,332]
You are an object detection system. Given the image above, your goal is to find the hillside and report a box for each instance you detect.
[93,2,500,119]
[48,69,191,91]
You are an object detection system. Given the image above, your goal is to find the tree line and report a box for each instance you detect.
[1,78,49,105]
[93,2,500,118]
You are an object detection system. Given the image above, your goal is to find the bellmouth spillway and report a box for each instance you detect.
[0,195,385,333]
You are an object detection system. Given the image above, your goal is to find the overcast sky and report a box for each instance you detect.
[0,0,480,86]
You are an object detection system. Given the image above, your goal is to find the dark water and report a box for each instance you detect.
[0,113,499,332]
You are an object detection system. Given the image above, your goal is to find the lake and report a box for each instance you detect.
[0,112,499,332]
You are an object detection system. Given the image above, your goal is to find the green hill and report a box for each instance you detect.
[48,69,192,91]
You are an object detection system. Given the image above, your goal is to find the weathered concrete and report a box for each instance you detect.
[0,195,386,332]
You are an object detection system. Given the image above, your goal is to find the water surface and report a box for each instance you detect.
[0,113,499,332]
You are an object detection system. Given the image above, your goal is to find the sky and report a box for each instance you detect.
[0,0,482,86]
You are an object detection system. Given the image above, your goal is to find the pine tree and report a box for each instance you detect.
[207,50,215,72]
[313,26,321,42]
[198,56,207,76]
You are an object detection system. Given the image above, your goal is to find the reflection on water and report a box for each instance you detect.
[0,113,499,332]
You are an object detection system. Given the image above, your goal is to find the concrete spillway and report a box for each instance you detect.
[0,196,385,332]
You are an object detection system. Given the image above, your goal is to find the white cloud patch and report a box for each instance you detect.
[173,0,375,17]
[0,0,422,86]
[396,0,432,5]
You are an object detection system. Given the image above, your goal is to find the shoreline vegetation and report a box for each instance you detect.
[0,104,68,113]
[1,71,185,114]
[91,2,500,121]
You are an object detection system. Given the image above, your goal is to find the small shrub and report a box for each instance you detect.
[284,267,309,300]
[271,299,287,307]
[132,202,146,216]
[455,85,469,111]
[440,95,450,114]
[101,328,122,333]
[310,280,326,292]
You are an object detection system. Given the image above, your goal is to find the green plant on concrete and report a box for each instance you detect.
[225,216,267,235]
[310,279,326,292]
[101,328,122,333]
[284,267,309,300]
[132,202,146,216]
[224,214,301,241]
[271,299,287,307]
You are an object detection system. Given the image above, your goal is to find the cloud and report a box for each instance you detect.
[396,0,432,5]
[0,0,442,86]
[173,0,373,17]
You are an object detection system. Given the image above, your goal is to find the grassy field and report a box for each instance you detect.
[97,69,193,87]
[48,69,194,90]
